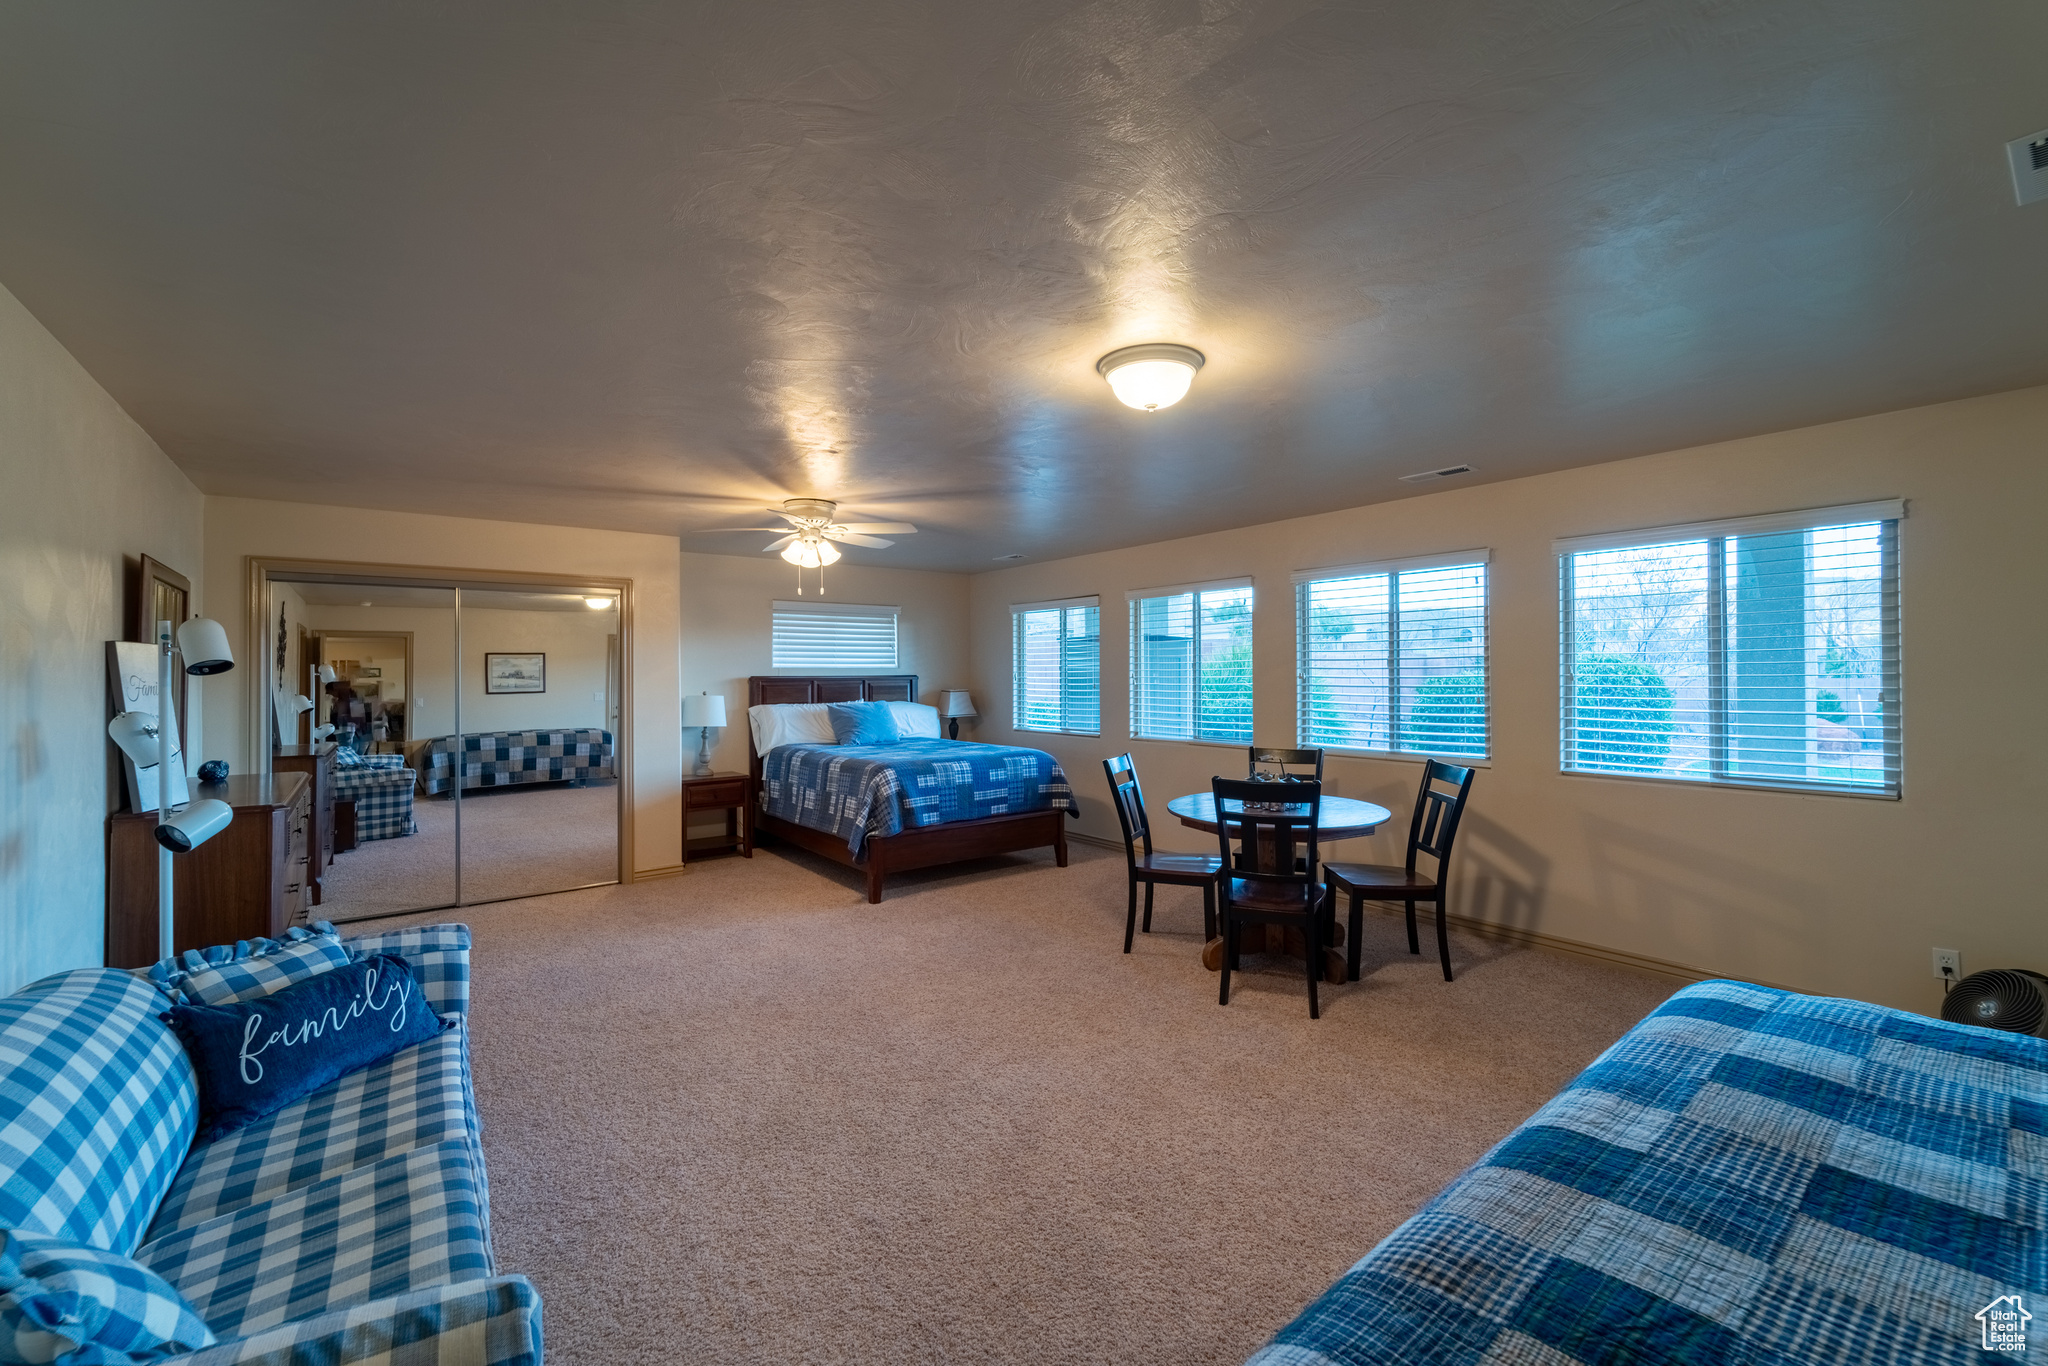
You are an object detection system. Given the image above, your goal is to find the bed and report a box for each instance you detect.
[418,727,614,795]
[748,674,1075,903]
[1244,978,2047,1365]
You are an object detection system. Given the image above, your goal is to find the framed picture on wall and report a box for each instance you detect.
[485,652,545,693]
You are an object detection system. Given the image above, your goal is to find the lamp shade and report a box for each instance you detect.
[175,617,235,675]
[317,663,337,684]
[292,693,316,714]
[107,711,161,767]
[682,692,727,728]
[939,689,978,719]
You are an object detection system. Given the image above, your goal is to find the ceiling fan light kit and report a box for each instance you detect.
[729,498,917,593]
[1097,343,1205,411]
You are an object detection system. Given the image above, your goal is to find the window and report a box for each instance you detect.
[1557,500,1902,797]
[771,601,897,669]
[1294,552,1489,759]
[1012,597,1101,734]
[1128,580,1254,743]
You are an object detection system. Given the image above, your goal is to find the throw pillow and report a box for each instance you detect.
[170,928,356,1006]
[826,702,901,746]
[0,1229,215,1364]
[162,953,447,1144]
[332,746,366,768]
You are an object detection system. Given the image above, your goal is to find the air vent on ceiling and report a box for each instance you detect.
[2005,127,2048,205]
[993,553,1026,561]
[1399,464,1474,484]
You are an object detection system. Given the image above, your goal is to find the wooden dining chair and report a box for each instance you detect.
[1211,777,1331,1018]
[1104,754,1224,953]
[1248,746,1324,781]
[1323,759,1476,983]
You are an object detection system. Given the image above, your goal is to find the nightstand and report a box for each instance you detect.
[681,771,752,863]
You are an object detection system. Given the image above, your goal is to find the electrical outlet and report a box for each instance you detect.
[1932,948,1962,981]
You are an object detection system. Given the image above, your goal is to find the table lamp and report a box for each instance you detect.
[105,617,236,960]
[939,689,977,740]
[683,691,727,777]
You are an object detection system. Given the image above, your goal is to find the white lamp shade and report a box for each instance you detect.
[107,711,161,767]
[175,617,235,675]
[292,693,316,714]
[311,723,336,741]
[317,664,337,684]
[155,798,233,852]
[939,690,978,719]
[682,693,727,727]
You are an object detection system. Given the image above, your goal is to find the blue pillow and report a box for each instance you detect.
[826,701,902,746]
[0,1228,215,1363]
[162,953,448,1144]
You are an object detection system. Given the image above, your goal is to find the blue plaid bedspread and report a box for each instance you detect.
[761,739,1077,858]
[1248,979,2048,1365]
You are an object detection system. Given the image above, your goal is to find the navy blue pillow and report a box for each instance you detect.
[826,701,902,746]
[162,952,448,1143]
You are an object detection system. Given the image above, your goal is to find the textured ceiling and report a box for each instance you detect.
[3,1,2046,571]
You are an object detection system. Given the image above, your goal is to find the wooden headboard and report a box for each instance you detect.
[746,674,918,784]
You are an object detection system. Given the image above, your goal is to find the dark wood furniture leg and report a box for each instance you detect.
[335,799,357,853]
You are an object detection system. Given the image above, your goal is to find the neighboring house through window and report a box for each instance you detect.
[1012,597,1101,734]
[1128,580,1254,744]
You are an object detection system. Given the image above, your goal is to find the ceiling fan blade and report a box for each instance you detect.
[766,508,808,523]
[823,530,892,548]
[700,526,789,533]
[762,533,799,552]
[833,522,917,534]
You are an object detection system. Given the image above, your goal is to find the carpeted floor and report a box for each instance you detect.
[317,781,619,921]
[379,842,1677,1365]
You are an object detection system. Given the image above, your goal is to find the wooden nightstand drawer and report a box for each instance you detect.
[680,772,752,863]
[683,777,749,810]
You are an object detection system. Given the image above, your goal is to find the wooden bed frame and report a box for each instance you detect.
[747,674,1069,903]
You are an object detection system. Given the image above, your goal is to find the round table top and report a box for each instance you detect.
[1165,791,1392,839]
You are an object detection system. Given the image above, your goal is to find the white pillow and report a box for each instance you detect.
[886,701,942,738]
[747,702,839,755]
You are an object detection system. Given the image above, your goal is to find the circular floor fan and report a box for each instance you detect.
[1940,969,2048,1035]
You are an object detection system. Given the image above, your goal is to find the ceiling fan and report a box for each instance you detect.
[720,499,918,592]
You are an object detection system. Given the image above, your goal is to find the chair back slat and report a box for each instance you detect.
[1103,753,1153,859]
[1407,759,1476,872]
[1248,746,1324,782]
[1211,777,1322,890]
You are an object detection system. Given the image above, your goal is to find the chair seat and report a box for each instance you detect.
[1325,861,1439,896]
[1135,852,1224,882]
[1225,878,1322,913]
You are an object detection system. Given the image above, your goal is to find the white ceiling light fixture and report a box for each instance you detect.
[583,596,612,610]
[1096,343,1205,412]
[704,499,917,594]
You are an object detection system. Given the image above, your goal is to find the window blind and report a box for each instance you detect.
[1558,502,1902,797]
[770,601,898,670]
[1128,584,1253,743]
[1295,554,1489,759]
[1012,598,1100,734]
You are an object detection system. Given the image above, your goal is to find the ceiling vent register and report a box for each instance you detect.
[1399,464,1474,484]
[2006,127,2048,205]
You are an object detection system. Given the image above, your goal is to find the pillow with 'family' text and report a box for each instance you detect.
[0,1228,214,1364]
[161,953,447,1144]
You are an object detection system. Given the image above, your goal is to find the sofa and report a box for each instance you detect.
[1244,980,2043,1364]
[331,749,418,842]
[0,923,542,1365]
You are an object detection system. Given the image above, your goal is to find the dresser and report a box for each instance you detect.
[272,743,337,904]
[106,772,311,968]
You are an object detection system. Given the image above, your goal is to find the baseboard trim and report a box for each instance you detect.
[1067,832,1122,853]
[631,863,686,882]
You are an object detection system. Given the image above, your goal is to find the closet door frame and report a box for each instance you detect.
[245,556,636,887]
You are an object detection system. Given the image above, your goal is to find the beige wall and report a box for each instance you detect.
[0,282,206,992]
[203,498,684,873]
[970,384,2048,1014]
[458,607,612,735]
[307,609,457,738]
[679,551,972,786]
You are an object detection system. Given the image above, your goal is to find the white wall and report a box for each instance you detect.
[0,281,206,992]
[459,607,612,735]
[969,385,2048,1014]
[677,551,973,787]
[203,498,684,873]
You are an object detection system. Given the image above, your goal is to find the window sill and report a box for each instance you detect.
[1314,747,1493,770]
[1557,768,1899,800]
[1130,736,1255,751]
[1013,726,1101,738]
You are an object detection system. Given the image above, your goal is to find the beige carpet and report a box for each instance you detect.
[372,841,1678,1365]
[317,781,619,922]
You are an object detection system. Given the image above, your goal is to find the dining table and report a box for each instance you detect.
[1165,790,1394,980]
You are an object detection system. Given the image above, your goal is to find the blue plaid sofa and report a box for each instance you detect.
[0,924,542,1365]
[1247,980,2046,1365]
[332,750,416,842]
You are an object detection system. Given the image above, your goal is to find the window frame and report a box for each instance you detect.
[1010,596,1102,736]
[769,600,899,670]
[1125,577,1256,746]
[1292,549,1492,764]
[1555,500,1904,799]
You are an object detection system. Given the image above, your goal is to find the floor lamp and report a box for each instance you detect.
[106,617,237,961]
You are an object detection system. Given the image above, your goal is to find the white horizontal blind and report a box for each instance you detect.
[1013,601,1101,734]
[1296,560,1488,758]
[1129,585,1254,743]
[1559,509,1900,796]
[771,601,898,669]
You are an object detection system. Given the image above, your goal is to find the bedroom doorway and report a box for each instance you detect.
[253,562,632,925]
